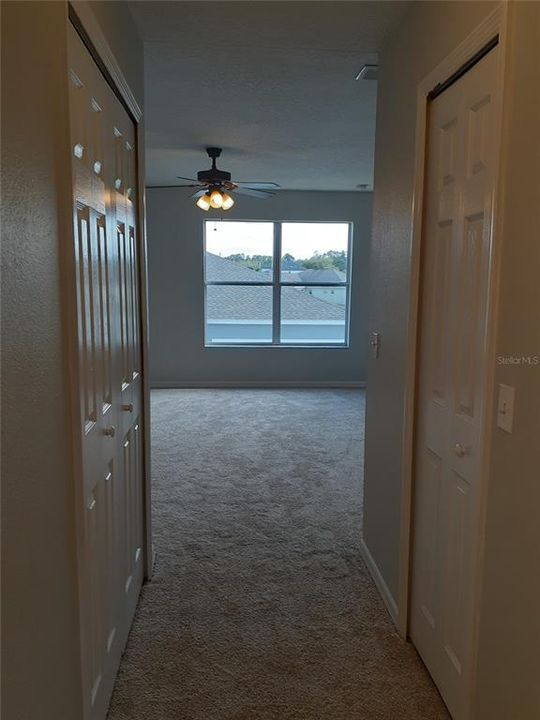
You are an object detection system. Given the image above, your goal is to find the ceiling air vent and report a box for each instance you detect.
[355,64,378,81]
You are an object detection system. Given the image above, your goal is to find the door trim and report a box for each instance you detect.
[67,1,153,581]
[68,2,142,121]
[399,4,507,711]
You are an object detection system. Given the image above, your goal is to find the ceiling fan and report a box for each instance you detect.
[176,147,280,211]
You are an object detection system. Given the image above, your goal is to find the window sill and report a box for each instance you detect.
[204,343,350,349]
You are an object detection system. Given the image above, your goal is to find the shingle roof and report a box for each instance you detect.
[298,268,346,283]
[205,255,344,321]
[206,252,268,283]
[207,285,344,321]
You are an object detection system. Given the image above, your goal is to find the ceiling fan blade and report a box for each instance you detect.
[234,182,281,190]
[191,189,207,198]
[176,175,199,182]
[233,186,276,199]
[176,184,205,188]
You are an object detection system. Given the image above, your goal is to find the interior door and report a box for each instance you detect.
[410,46,499,720]
[68,24,144,720]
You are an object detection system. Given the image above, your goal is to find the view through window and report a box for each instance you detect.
[204,220,351,346]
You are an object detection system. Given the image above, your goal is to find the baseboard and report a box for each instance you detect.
[151,380,366,389]
[360,537,399,627]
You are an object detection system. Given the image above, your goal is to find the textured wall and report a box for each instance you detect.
[364,1,540,716]
[1,2,144,718]
[146,188,372,386]
[363,0,497,604]
[474,3,540,717]
[1,3,82,717]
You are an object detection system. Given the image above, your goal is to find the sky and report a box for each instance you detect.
[205,221,349,259]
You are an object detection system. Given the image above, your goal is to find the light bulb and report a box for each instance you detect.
[210,189,223,208]
[221,192,235,210]
[196,194,211,211]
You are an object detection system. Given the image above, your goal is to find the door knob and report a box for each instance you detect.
[122,403,133,412]
[454,443,469,457]
[104,425,116,437]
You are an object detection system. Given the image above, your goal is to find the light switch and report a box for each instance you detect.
[370,332,380,359]
[497,384,515,433]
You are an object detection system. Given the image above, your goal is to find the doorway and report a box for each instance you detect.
[409,43,500,720]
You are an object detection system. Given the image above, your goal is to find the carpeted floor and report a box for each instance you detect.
[107,389,448,720]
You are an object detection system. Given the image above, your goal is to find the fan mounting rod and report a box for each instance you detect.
[206,147,222,167]
[198,147,231,183]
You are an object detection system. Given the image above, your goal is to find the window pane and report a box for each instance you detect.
[281,222,349,283]
[205,221,273,282]
[206,285,273,344]
[280,286,346,344]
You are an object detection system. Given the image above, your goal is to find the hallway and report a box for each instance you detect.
[108,389,448,719]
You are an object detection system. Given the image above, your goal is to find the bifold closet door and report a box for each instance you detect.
[68,23,144,720]
[410,47,498,720]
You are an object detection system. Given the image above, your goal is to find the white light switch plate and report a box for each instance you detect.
[497,384,515,433]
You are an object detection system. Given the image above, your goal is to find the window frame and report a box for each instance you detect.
[203,219,353,348]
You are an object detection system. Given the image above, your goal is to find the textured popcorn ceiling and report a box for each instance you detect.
[128,1,411,190]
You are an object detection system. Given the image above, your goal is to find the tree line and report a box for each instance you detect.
[225,250,347,272]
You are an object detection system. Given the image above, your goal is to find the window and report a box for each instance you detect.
[204,220,352,346]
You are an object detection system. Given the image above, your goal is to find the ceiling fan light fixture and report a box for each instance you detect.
[196,193,212,211]
[185,148,281,212]
[221,192,235,210]
[210,189,223,208]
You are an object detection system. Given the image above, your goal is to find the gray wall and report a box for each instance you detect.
[147,188,372,386]
[2,4,82,716]
[1,2,144,718]
[363,1,540,717]
[474,3,540,717]
[363,0,497,605]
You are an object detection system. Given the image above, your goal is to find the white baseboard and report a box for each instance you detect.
[151,380,366,389]
[360,537,399,627]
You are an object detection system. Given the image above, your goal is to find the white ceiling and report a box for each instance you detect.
[128,1,410,190]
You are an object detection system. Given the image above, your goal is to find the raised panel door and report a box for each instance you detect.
[68,23,144,720]
[410,47,498,720]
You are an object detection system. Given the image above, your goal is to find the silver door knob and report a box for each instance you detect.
[104,425,116,437]
[122,403,133,412]
[454,443,468,457]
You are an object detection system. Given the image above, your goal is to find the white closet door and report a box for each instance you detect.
[68,24,144,720]
[410,46,498,720]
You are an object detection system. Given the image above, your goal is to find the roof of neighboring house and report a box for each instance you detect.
[298,268,346,283]
[205,253,343,321]
[206,252,267,283]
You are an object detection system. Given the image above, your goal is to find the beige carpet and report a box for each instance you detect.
[108,389,448,719]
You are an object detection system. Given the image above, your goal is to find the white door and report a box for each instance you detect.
[68,24,144,720]
[410,46,499,720]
